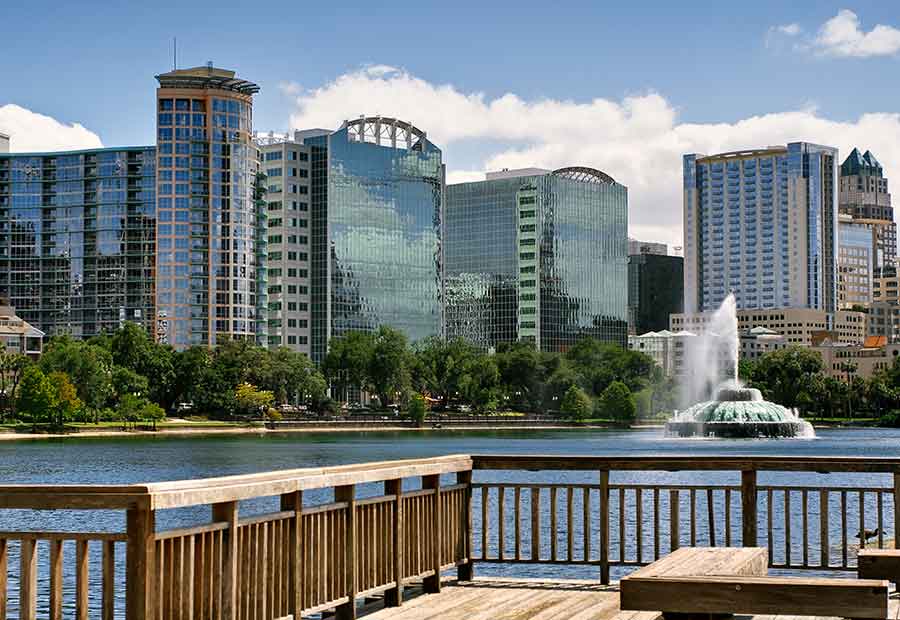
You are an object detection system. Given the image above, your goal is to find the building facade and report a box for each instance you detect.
[683,143,838,314]
[628,238,667,256]
[839,148,895,269]
[0,133,8,154]
[154,66,262,349]
[0,298,43,358]
[301,117,445,362]
[0,146,156,338]
[837,214,873,309]
[628,251,683,334]
[445,167,628,352]
[671,307,866,345]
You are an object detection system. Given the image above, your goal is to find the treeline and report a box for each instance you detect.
[0,322,327,426]
[323,327,671,420]
[741,346,900,424]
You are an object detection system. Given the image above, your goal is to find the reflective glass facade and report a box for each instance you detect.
[154,67,261,348]
[684,142,837,313]
[445,169,628,352]
[310,119,444,362]
[0,147,156,337]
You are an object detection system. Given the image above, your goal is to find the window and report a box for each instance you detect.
[519,196,536,206]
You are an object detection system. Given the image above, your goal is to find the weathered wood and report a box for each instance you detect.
[422,474,441,594]
[335,483,357,620]
[281,489,304,616]
[894,473,900,550]
[126,506,156,620]
[457,470,473,581]
[741,470,758,547]
[859,549,900,584]
[49,539,63,620]
[531,487,541,561]
[211,501,238,620]
[669,490,680,552]
[384,479,403,604]
[76,539,89,620]
[19,538,37,620]
[599,470,610,584]
[820,489,829,568]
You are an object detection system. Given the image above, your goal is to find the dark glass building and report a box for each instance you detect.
[628,252,684,334]
[307,117,444,362]
[0,147,157,338]
[445,167,628,352]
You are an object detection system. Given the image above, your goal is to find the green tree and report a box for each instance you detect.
[234,382,275,417]
[560,385,592,421]
[543,362,582,411]
[458,355,501,413]
[748,346,824,410]
[48,371,81,427]
[412,337,477,407]
[597,380,636,422]
[566,338,654,395]
[40,336,113,413]
[0,351,30,420]
[17,366,57,425]
[368,326,410,407]
[323,331,375,401]
[111,366,150,403]
[495,342,544,411]
[407,393,428,426]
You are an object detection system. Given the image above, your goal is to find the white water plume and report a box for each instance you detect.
[681,293,739,407]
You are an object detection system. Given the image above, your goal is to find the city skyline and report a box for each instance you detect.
[2,2,900,247]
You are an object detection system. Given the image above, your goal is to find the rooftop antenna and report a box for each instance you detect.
[173,37,177,70]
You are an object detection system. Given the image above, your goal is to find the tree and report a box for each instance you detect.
[560,385,592,421]
[234,382,275,417]
[748,346,824,410]
[566,338,654,395]
[459,355,501,413]
[407,393,428,426]
[543,362,582,411]
[40,336,113,413]
[495,342,544,411]
[111,366,150,403]
[17,366,57,425]
[368,326,410,407]
[0,351,30,420]
[48,371,81,427]
[412,337,477,407]
[323,331,375,401]
[597,381,636,422]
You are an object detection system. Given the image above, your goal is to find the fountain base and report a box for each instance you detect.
[665,420,814,439]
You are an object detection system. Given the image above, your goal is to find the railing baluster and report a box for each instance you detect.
[707,489,716,547]
[820,490,829,568]
[550,487,558,561]
[599,472,609,584]
[103,540,116,620]
[741,470,758,547]
[481,486,488,559]
[785,490,791,567]
[584,487,591,562]
[20,539,37,620]
[802,490,809,567]
[841,490,848,567]
[689,488,696,547]
[458,470,472,581]
[725,489,732,546]
[618,487,625,561]
[498,486,506,561]
[515,487,522,561]
[877,491,885,549]
[635,488,642,562]
[531,487,536,560]
[767,489,773,563]
[669,489,680,551]
[859,491,866,550]
[567,487,574,562]
[0,539,6,620]
[894,473,900,550]
[653,489,660,560]
[50,539,63,620]
[422,475,440,595]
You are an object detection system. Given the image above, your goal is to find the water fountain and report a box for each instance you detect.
[665,294,815,439]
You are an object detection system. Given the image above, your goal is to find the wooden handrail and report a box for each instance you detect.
[471,455,900,472]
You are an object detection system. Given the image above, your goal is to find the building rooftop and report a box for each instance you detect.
[841,147,883,177]
[155,65,259,94]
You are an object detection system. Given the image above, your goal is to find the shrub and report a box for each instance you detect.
[597,381,636,422]
[408,393,428,426]
[560,385,592,421]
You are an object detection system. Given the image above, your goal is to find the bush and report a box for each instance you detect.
[408,393,428,426]
[266,408,283,422]
[597,381,636,422]
[560,385,592,421]
[879,410,900,427]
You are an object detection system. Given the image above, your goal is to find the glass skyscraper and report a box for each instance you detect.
[683,142,838,314]
[154,66,261,348]
[0,147,156,338]
[307,117,444,362]
[444,167,628,351]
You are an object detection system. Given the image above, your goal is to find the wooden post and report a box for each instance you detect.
[894,473,900,550]
[422,474,442,593]
[742,470,758,547]
[457,470,474,581]
[126,506,156,620]
[335,484,357,620]
[212,501,239,620]
[280,490,303,618]
[384,479,404,606]
[19,538,37,620]
[599,470,610,585]
[670,490,680,551]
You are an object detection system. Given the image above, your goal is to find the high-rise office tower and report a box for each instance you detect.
[837,214,873,309]
[683,143,838,314]
[628,244,684,334]
[0,146,157,337]
[839,148,895,269]
[445,167,628,351]
[154,65,261,348]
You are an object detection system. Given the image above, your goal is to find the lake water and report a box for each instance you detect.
[1,427,899,615]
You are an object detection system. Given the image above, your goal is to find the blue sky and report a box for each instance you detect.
[2,1,900,244]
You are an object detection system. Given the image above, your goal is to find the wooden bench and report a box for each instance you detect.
[620,547,891,619]
[860,549,900,586]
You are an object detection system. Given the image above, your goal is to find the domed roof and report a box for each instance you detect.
[677,399,796,424]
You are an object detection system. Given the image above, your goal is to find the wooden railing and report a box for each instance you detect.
[0,454,898,618]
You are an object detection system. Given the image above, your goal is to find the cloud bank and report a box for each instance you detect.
[287,65,900,247]
[0,104,103,153]
[813,9,900,57]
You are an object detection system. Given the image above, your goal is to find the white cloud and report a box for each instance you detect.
[814,9,900,57]
[286,66,900,248]
[777,23,801,36]
[278,81,302,96]
[0,104,103,152]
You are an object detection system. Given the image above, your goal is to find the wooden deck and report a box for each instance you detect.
[359,579,856,620]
